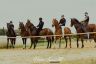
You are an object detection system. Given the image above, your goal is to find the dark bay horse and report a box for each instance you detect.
[19,22,29,49]
[25,22,38,49]
[25,20,54,49]
[6,23,16,48]
[39,28,54,48]
[70,18,96,48]
[52,18,72,48]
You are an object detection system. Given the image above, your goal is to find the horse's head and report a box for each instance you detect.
[70,18,74,27]
[19,22,24,30]
[52,18,59,27]
[25,19,36,31]
[70,18,80,27]
[7,23,11,30]
[26,19,34,28]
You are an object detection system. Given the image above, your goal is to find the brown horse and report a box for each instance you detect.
[19,22,29,49]
[64,27,72,48]
[6,23,16,48]
[25,20,54,49]
[52,18,72,48]
[39,28,54,48]
[70,18,96,48]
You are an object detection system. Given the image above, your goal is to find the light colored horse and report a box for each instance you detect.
[52,18,72,48]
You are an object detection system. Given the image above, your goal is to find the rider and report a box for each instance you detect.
[9,21,16,36]
[81,12,89,26]
[59,15,66,26]
[81,12,90,38]
[59,15,66,36]
[37,17,44,35]
[10,21,14,29]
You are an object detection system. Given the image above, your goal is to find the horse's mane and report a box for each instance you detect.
[72,18,81,24]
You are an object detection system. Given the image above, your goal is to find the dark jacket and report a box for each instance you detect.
[10,23,14,29]
[59,18,66,26]
[84,16,89,25]
[37,21,44,30]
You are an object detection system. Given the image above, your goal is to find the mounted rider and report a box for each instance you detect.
[81,12,90,38]
[9,21,16,36]
[9,21,14,29]
[37,17,44,35]
[81,12,89,26]
[59,15,66,36]
[59,15,66,26]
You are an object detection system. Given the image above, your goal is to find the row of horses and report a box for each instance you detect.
[6,18,96,49]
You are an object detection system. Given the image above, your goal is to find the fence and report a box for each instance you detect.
[0,32,96,48]
[5,32,96,38]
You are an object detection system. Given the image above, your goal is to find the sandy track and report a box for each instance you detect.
[0,48,96,64]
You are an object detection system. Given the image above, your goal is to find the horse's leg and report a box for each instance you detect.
[14,38,16,45]
[10,39,13,48]
[33,40,36,49]
[49,40,52,48]
[24,38,27,49]
[77,36,79,48]
[30,38,33,49]
[22,38,26,49]
[9,38,12,48]
[81,37,84,48]
[22,38,25,49]
[11,39,14,48]
[64,36,68,48]
[53,39,56,49]
[69,36,72,48]
[93,35,96,48]
[34,40,38,49]
[13,38,16,48]
[59,38,61,48]
[47,40,49,49]
[7,38,9,49]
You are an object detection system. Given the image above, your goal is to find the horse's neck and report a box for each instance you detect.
[55,24,61,30]
[74,23,81,30]
[8,28,15,36]
[21,27,26,32]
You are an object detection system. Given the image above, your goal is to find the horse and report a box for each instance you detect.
[25,20,54,49]
[39,28,54,48]
[52,18,72,48]
[6,23,16,48]
[70,18,96,48]
[64,27,72,48]
[19,22,29,49]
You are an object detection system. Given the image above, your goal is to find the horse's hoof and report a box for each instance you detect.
[23,48,26,49]
[29,47,32,49]
[77,46,79,48]
[65,46,67,48]
[7,47,8,49]
[81,46,84,48]
[49,47,51,49]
